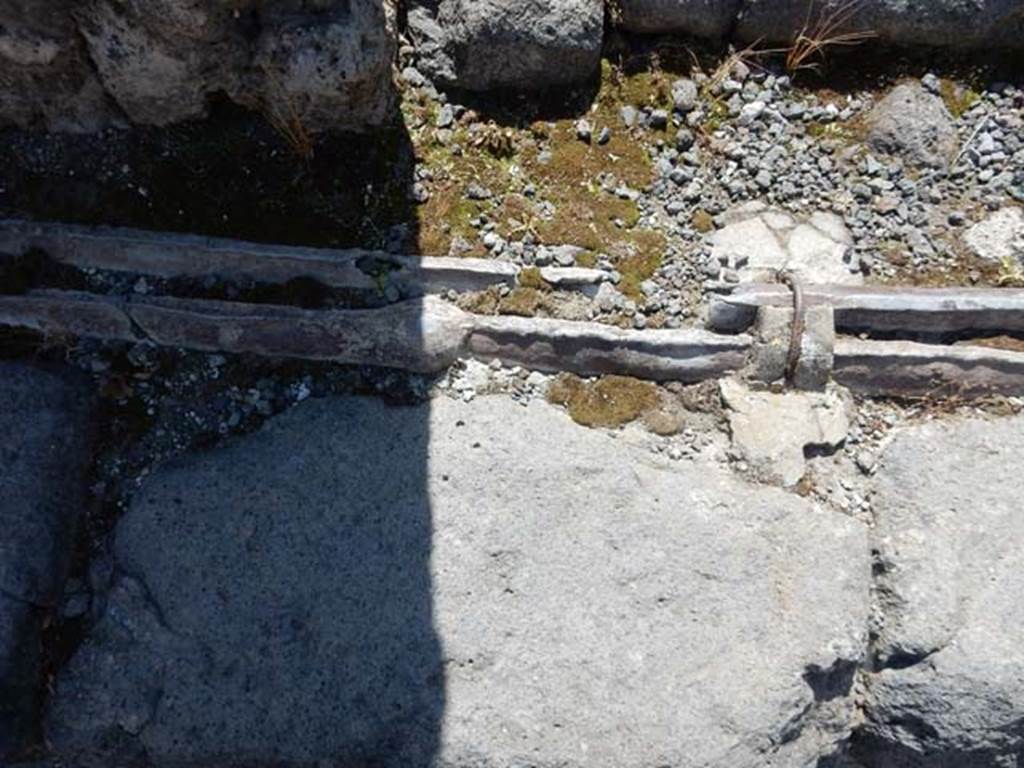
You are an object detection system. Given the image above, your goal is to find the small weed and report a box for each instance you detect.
[606,0,624,25]
[469,121,517,158]
[720,45,762,85]
[699,98,730,134]
[692,46,763,135]
[457,288,501,315]
[600,54,675,111]
[806,121,855,142]
[996,255,1024,287]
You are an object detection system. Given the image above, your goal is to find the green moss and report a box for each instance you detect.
[498,287,545,317]
[547,373,660,428]
[615,231,665,300]
[412,123,524,255]
[533,195,643,253]
[610,71,671,111]
[574,250,599,268]
[939,78,980,120]
[407,54,673,264]
[692,209,715,233]
[415,185,485,255]
[518,266,552,291]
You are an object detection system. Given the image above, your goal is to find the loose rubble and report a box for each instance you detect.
[388,56,1024,323]
[707,202,862,284]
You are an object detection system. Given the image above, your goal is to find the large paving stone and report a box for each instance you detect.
[856,416,1024,766]
[0,363,94,757]
[46,395,870,767]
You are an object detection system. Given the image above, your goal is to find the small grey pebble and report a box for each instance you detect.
[575,118,592,143]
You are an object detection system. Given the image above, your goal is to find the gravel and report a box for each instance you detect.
[401,65,1023,323]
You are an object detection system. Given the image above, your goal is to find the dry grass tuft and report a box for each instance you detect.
[260,65,315,161]
[469,121,517,158]
[691,209,715,233]
[892,384,1023,422]
[784,0,876,74]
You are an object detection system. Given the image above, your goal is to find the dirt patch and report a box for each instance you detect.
[957,335,1024,353]
[0,102,419,251]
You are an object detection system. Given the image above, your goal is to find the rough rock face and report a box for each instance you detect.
[405,0,603,90]
[0,1,118,131]
[46,395,870,767]
[6,1,1024,132]
[0,0,396,132]
[866,82,958,170]
[615,0,743,38]
[619,0,1024,49]
[737,0,1024,50]
[251,2,397,131]
[0,364,94,757]
[856,416,1024,766]
[75,0,245,126]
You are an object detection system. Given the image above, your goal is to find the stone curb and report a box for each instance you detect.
[4,284,1024,396]
[709,282,1024,336]
[0,290,750,381]
[0,220,608,299]
[834,338,1024,397]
